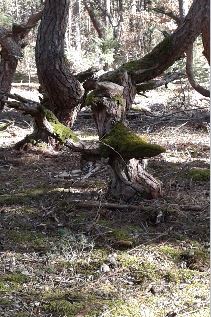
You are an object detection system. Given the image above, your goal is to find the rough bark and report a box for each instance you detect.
[0,11,42,110]
[136,72,184,93]
[201,5,210,64]
[35,0,84,127]
[89,81,163,200]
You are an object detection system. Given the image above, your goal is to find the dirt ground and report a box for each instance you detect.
[0,84,210,317]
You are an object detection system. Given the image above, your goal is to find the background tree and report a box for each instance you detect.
[0,9,42,109]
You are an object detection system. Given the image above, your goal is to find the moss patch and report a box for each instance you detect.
[163,268,196,283]
[120,36,172,74]
[7,229,48,251]
[188,168,210,181]
[41,106,79,143]
[85,91,98,106]
[0,188,46,205]
[0,273,29,284]
[159,245,182,261]
[45,299,85,316]
[100,122,166,159]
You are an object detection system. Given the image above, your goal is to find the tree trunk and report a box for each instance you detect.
[0,11,42,110]
[0,43,18,109]
[201,3,210,64]
[89,81,163,200]
[35,0,84,127]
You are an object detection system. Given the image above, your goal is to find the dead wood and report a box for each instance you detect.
[66,200,206,213]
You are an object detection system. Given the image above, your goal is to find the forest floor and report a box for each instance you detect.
[0,83,210,317]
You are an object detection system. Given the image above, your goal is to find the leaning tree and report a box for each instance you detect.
[2,0,210,200]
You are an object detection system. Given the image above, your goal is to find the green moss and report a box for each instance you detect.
[0,187,63,205]
[45,299,84,316]
[112,94,126,107]
[163,269,196,283]
[85,91,98,106]
[118,254,140,268]
[0,282,7,292]
[100,122,166,159]
[41,106,79,143]
[120,36,172,73]
[0,189,45,205]
[14,313,30,317]
[132,262,159,282]
[188,168,210,181]
[159,245,182,261]
[8,230,48,250]
[120,59,143,72]
[104,299,145,317]
[43,293,111,317]
[111,227,134,242]
[0,273,29,284]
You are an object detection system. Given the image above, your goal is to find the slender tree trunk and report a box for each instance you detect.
[35,0,84,127]
[73,0,82,58]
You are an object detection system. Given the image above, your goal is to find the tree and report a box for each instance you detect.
[151,0,210,97]
[35,0,84,127]
[3,0,210,200]
[0,10,42,109]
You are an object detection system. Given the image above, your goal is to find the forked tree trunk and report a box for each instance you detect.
[90,81,163,200]
[35,0,84,127]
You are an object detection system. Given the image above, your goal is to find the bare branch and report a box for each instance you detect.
[186,44,210,97]
[151,7,181,25]
[136,72,185,93]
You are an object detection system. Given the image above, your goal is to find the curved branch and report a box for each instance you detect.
[151,7,181,25]
[186,44,210,97]
[201,7,210,64]
[136,71,184,93]
[101,0,209,86]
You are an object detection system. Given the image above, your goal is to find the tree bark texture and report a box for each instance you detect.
[0,11,42,110]
[35,0,84,127]
[90,81,163,200]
